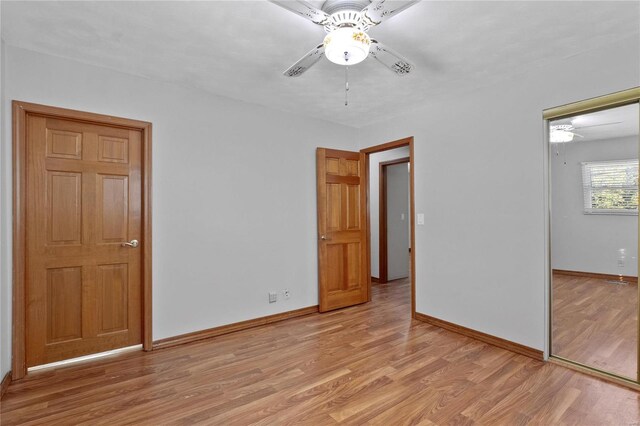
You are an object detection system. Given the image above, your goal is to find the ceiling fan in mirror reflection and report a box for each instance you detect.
[550,121,624,143]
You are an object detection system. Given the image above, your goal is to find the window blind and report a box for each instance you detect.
[582,159,639,215]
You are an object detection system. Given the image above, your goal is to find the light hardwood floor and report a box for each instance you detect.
[2,279,639,425]
[552,272,638,379]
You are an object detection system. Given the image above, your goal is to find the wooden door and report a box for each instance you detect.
[316,148,369,312]
[25,114,143,367]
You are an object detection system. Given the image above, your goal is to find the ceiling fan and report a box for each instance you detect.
[550,121,624,143]
[269,0,419,77]
[550,124,583,143]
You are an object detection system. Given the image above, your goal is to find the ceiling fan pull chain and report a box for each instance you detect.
[345,65,349,106]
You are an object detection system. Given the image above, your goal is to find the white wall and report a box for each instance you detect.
[386,162,410,280]
[0,46,358,377]
[551,136,638,276]
[368,146,409,278]
[357,34,640,350]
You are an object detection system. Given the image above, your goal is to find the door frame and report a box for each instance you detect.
[12,101,153,380]
[361,137,416,317]
[378,156,410,284]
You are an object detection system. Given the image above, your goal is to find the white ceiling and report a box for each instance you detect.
[2,1,639,128]
[552,103,639,142]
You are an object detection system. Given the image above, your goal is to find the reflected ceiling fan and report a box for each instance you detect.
[269,0,419,77]
[550,121,624,143]
[550,124,583,143]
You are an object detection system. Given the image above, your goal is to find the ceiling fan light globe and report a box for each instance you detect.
[550,124,576,143]
[323,27,371,66]
[550,129,575,143]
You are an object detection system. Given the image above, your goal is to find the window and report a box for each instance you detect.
[581,159,639,215]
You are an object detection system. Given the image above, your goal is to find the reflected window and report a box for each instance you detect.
[582,159,639,215]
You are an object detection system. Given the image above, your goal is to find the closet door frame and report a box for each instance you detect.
[544,87,640,390]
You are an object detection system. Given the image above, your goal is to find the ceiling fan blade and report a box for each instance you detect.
[361,0,420,26]
[269,1,331,26]
[369,39,414,75]
[572,121,623,130]
[283,43,325,77]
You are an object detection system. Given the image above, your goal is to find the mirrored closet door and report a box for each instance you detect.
[550,98,640,382]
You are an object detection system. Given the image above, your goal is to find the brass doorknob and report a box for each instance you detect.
[121,239,139,248]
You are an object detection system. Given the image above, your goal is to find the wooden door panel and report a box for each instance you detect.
[97,174,129,244]
[98,136,129,164]
[323,243,363,291]
[326,183,342,231]
[326,158,341,175]
[345,159,359,176]
[46,267,83,344]
[47,171,82,245]
[317,148,369,312]
[46,129,82,160]
[346,184,360,229]
[346,242,361,289]
[26,114,143,367]
[325,244,345,292]
[97,264,129,335]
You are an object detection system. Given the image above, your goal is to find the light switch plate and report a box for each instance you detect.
[417,213,425,225]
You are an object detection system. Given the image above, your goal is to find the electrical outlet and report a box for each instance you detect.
[618,259,625,268]
[269,292,277,303]
[283,289,290,300]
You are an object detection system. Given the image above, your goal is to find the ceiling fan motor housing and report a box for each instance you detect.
[321,0,371,15]
[322,0,372,31]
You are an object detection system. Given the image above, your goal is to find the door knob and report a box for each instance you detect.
[121,239,139,248]
[320,235,331,241]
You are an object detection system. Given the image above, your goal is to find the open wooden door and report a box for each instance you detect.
[316,148,369,312]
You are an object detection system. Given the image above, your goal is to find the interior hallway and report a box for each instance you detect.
[1,279,639,425]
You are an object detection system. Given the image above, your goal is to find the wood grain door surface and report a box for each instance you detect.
[25,114,143,367]
[316,148,369,312]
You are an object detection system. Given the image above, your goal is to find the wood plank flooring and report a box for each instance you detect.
[2,279,639,425]
[552,272,638,379]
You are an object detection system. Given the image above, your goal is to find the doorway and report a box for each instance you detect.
[12,101,153,380]
[378,156,410,283]
[315,137,415,316]
[362,137,416,316]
